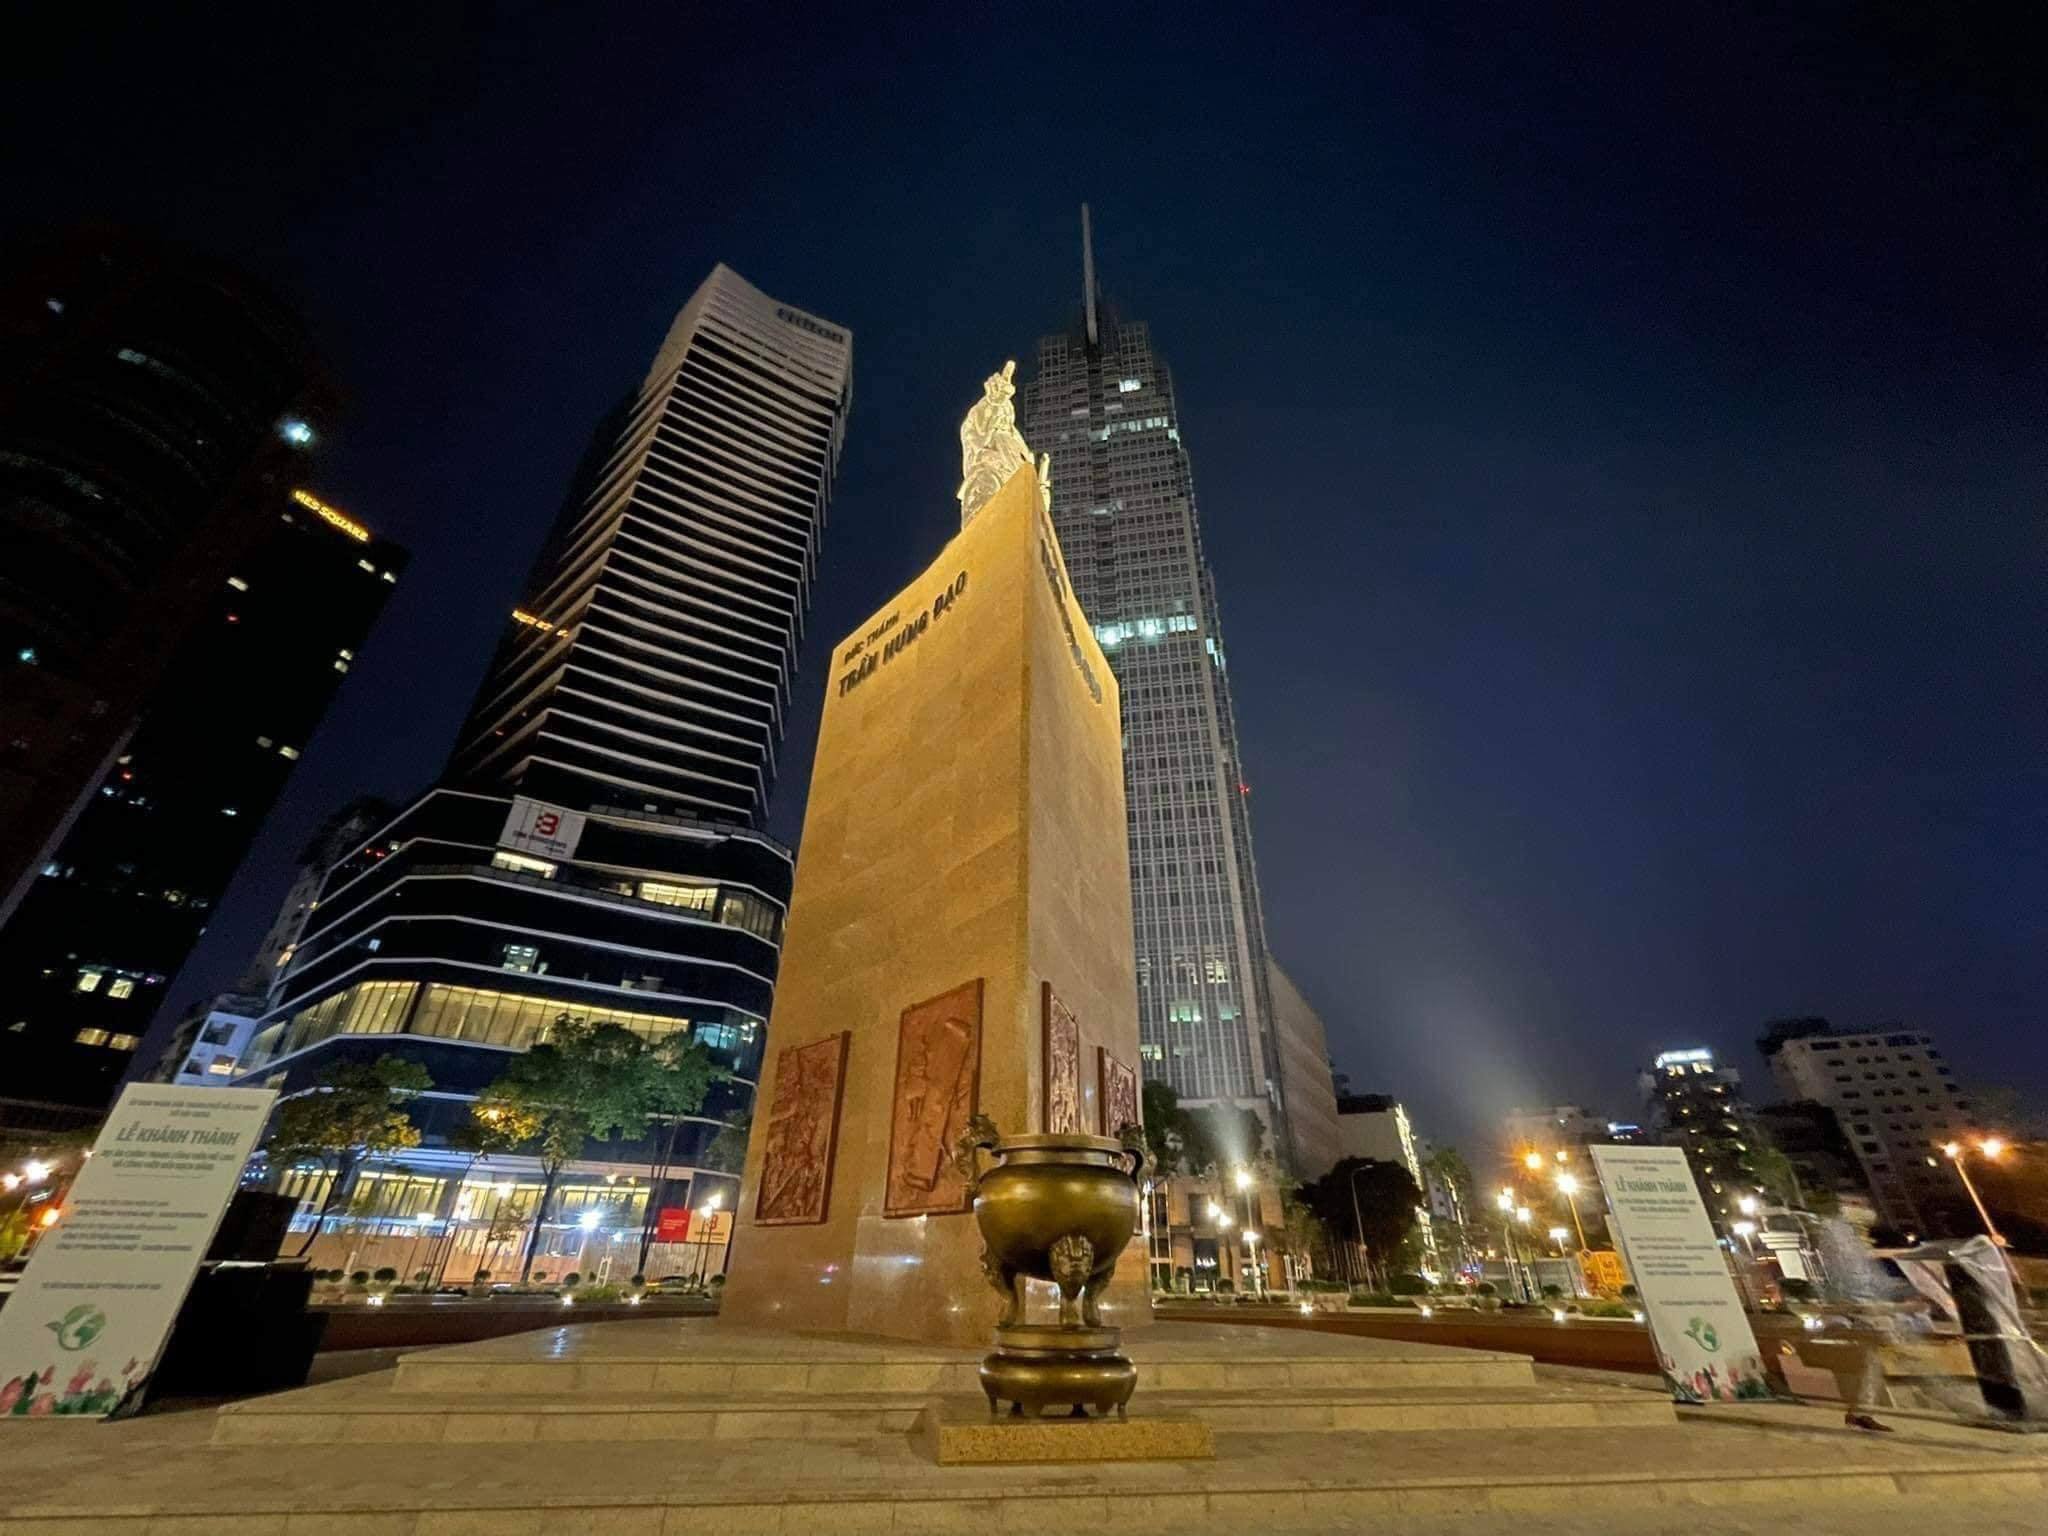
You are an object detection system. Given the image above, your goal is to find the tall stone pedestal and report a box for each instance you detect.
[722,462,1146,1346]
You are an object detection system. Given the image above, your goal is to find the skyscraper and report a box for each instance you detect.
[228,266,850,1281]
[1,229,334,931]
[1018,211,1305,1165]
[0,480,405,1112]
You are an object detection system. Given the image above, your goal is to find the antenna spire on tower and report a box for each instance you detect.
[1081,203,1098,346]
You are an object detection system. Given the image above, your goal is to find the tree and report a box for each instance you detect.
[1295,1157,1423,1287]
[474,1017,656,1281]
[635,1030,727,1272]
[1140,1081,1189,1174]
[699,1110,751,1175]
[267,1055,431,1257]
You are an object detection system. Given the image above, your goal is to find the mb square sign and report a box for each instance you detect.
[500,797,586,861]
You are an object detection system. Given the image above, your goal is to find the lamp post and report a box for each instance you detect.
[1941,1139,2009,1248]
[1495,1188,1525,1300]
[1347,1166,1373,1289]
[1555,1172,1589,1250]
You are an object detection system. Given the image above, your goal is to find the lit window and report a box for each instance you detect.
[206,1059,236,1075]
[1119,378,1143,392]
[638,880,718,913]
[75,969,104,993]
[357,559,376,573]
[280,418,314,446]
[279,746,300,760]
[334,660,349,673]
[227,576,249,592]
[381,570,395,582]
[222,807,238,817]
[108,1034,139,1051]
[338,648,354,661]
[107,978,136,1000]
[500,943,540,973]
[256,736,273,749]
[74,1028,109,1046]
[491,851,557,878]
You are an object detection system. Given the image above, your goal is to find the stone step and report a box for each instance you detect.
[385,1322,1539,1398]
[214,1377,1667,1445]
[26,1420,2048,1534]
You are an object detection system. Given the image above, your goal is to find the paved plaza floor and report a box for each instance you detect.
[5,1319,2044,1533]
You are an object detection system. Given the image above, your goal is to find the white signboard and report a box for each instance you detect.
[0,1084,276,1420]
[1589,1144,1769,1403]
[499,796,585,861]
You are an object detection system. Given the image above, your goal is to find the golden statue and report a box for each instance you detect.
[957,361,1050,527]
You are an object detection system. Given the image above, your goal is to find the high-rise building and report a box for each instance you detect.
[1018,210,1301,1162]
[1758,1018,1973,1234]
[227,266,851,1282]
[1264,959,1341,1177]
[1334,1092,1440,1274]
[0,479,405,1114]
[1640,1046,1767,1230]
[1,229,334,931]
[146,796,395,1086]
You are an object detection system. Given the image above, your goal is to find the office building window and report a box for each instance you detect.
[74,1028,109,1046]
[107,977,136,1000]
[75,969,104,993]
[500,943,540,973]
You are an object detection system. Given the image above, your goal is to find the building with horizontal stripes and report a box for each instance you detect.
[227,265,850,1282]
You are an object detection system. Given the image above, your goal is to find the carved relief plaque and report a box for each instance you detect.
[1098,1047,1139,1139]
[754,1031,850,1226]
[1042,983,1082,1135]
[884,979,982,1217]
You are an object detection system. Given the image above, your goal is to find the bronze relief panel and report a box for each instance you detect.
[1098,1046,1139,1140]
[1042,982,1082,1135]
[754,1031,850,1226]
[884,979,983,1216]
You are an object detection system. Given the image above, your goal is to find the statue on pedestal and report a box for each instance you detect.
[958,361,1051,527]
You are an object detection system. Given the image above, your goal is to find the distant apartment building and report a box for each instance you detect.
[1335,1093,1440,1274]
[1640,1047,1766,1230]
[1758,1018,1973,1235]
[1264,959,1342,1177]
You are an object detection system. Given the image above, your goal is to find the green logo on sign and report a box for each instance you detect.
[47,1305,107,1351]
[1683,1316,1720,1354]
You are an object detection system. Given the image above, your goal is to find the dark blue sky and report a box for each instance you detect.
[10,7,2041,1149]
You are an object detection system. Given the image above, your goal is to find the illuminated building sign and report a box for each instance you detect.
[511,608,557,633]
[290,489,369,543]
[1652,1048,1714,1070]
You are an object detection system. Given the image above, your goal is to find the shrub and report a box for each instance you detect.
[1388,1273,1430,1296]
[1580,1300,1637,1319]
[574,1283,623,1303]
[532,1271,552,1284]
[629,1273,647,1287]
[373,1267,399,1283]
[413,1268,434,1284]
[473,1269,493,1283]
[562,1272,582,1288]
[1620,1284,1638,1299]
[710,1274,726,1288]
[1541,1283,1563,1300]
[1214,1279,1235,1295]
[348,1270,370,1289]
[1348,1291,1410,1308]
[392,1284,418,1295]
[1475,1282,1497,1298]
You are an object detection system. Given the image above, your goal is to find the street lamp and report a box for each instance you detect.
[23,1160,49,1185]
[1522,1152,1544,1173]
[1555,1172,1589,1250]
[1547,1225,1569,1256]
[1941,1139,2009,1247]
[1737,1194,1758,1217]
[1730,1219,1757,1257]
[1243,1229,1263,1296]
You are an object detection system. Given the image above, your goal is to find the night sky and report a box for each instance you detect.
[10,9,2041,1151]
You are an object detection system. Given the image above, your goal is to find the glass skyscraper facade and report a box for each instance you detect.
[1018,231,1297,1162]
[224,266,850,1278]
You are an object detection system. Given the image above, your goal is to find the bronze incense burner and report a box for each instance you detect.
[955,1115,1146,1418]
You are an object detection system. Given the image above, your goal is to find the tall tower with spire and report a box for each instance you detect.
[1019,212,1314,1170]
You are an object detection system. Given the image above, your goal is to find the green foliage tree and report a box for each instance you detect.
[267,1054,431,1256]
[1295,1157,1423,1288]
[635,1030,727,1271]
[1140,1081,1188,1174]
[699,1110,751,1175]
[474,1016,697,1281]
